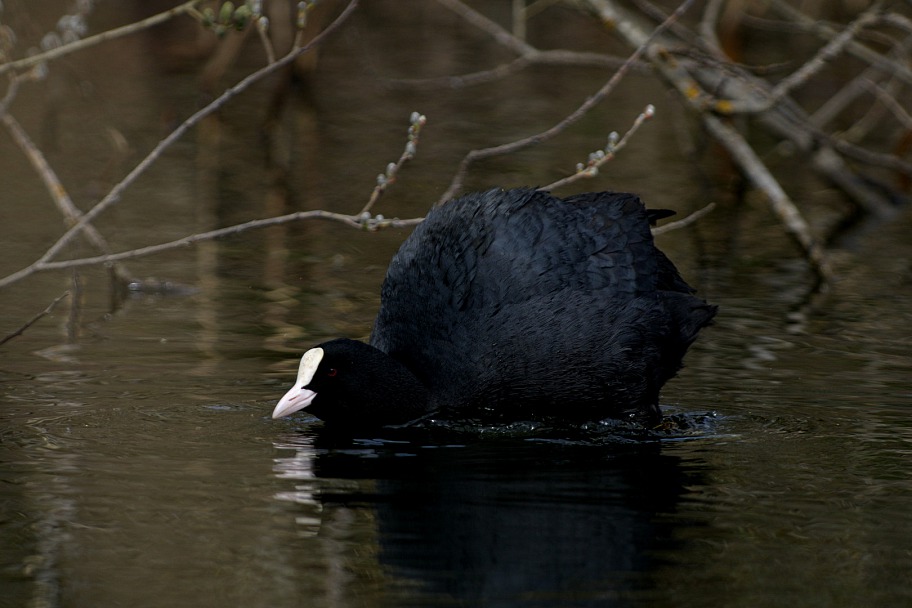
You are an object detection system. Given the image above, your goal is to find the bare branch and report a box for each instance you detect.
[360,112,427,216]
[1,112,132,282]
[383,50,634,91]
[375,0,636,92]
[703,114,833,281]
[24,211,422,276]
[768,0,912,88]
[256,15,277,64]
[859,77,912,130]
[0,0,361,290]
[703,1,884,113]
[651,202,716,237]
[0,291,70,347]
[438,0,696,204]
[1,71,23,114]
[698,0,727,58]
[434,0,537,56]
[543,104,655,191]
[766,5,882,106]
[0,1,203,77]
[584,0,850,280]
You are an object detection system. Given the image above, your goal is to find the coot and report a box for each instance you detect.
[273,188,716,428]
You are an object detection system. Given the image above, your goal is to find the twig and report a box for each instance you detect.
[0,1,203,77]
[703,114,833,281]
[859,77,912,130]
[651,202,715,236]
[631,0,838,281]
[383,50,634,90]
[711,3,884,114]
[359,112,427,216]
[767,0,912,88]
[375,0,640,91]
[437,0,696,204]
[1,72,23,114]
[767,5,881,106]
[543,104,655,191]
[435,0,536,56]
[596,0,900,224]
[67,271,82,343]
[0,0,360,290]
[698,0,727,59]
[810,59,888,129]
[0,291,70,347]
[807,17,912,138]
[256,16,277,64]
[16,210,424,276]
[0,112,132,282]
[590,0,835,277]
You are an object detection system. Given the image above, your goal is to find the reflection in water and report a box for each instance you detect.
[273,435,323,534]
[274,427,707,606]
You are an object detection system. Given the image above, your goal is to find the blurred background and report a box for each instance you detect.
[2,1,911,606]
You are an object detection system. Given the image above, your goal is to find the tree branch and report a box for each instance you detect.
[382,50,635,91]
[437,0,696,204]
[651,202,716,237]
[360,112,427,216]
[0,291,70,347]
[543,104,655,191]
[0,1,203,77]
[703,114,833,281]
[0,0,360,290]
[1,112,132,282]
[768,0,912,88]
[21,211,423,276]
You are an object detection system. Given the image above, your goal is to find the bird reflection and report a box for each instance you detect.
[274,424,705,606]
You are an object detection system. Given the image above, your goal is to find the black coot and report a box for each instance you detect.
[273,188,716,428]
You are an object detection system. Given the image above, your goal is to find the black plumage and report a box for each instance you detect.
[274,188,716,429]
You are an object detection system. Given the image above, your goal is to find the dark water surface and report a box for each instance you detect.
[3,2,912,607]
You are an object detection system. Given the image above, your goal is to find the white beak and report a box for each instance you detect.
[272,385,317,419]
[272,347,324,419]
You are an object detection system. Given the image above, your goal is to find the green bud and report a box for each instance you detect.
[234,4,252,29]
[220,1,235,24]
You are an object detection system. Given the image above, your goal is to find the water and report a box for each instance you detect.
[3,2,912,607]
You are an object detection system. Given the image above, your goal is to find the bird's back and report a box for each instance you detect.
[370,188,714,423]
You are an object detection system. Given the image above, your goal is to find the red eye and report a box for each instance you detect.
[327,368,338,377]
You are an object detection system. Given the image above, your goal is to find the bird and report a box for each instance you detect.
[272,188,716,430]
